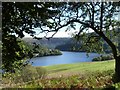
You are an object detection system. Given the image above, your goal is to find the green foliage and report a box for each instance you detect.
[31,43,62,57]
[36,67,47,79]
[55,38,84,52]
[14,70,114,88]
[92,54,114,61]
[2,36,33,72]
[118,37,120,52]
[2,2,64,72]
[49,49,62,55]
[2,65,47,84]
[112,82,120,88]
[20,65,38,82]
[73,32,104,54]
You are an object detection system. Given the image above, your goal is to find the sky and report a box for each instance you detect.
[23,24,94,38]
[23,27,77,38]
[24,6,120,38]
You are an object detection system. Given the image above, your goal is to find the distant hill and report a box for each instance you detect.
[22,37,113,53]
[22,28,120,53]
[22,37,72,49]
[55,39,83,51]
[22,37,83,51]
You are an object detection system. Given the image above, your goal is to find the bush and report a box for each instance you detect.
[3,65,47,84]
[19,70,114,88]
[35,67,47,79]
[112,83,120,88]
[19,65,47,83]
[105,82,120,89]
[20,65,38,82]
[92,54,114,61]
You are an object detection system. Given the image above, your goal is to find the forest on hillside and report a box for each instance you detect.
[23,33,120,53]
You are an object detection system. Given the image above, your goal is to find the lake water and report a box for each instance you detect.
[29,51,100,66]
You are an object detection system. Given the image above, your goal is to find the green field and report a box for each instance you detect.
[41,60,115,78]
[19,60,117,88]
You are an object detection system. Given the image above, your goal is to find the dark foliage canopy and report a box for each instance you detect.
[2,2,65,72]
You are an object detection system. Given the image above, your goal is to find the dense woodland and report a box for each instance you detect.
[19,39,62,57]
[23,33,120,53]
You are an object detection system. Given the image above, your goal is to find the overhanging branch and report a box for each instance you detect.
[54,19,90,32]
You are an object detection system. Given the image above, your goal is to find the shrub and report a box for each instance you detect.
[19,70,114,88]
[92,54,114,61]
[20,65,38,82]
[112,83,120,88]
[19,65,47,82]
[3,65,47,84]
[105,82,120,89]
[35,67,47,79]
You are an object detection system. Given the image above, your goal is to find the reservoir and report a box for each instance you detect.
[29,51,100,66]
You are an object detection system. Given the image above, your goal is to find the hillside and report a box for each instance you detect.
[22,35,120,53]
[22,37,71,49]
[43,60,114,78]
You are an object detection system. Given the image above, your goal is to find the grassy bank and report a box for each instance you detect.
[42,60,115,78]
[3,60,119,89]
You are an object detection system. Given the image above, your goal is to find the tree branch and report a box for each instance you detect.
[92,26,118,58]
[100,2,103,31]
[55,19,90,32]
[91,2,94,27]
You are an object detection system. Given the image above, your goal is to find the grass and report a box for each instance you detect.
[2,60,118,89]
[41,60,115,78]
[16,70,115,88]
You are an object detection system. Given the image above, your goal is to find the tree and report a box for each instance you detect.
[36,2,120,82]
[2,2,120,83]
[2,2,65,72]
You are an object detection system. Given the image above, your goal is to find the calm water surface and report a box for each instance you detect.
[29,51,100,66]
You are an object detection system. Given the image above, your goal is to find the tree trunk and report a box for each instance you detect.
[114,56,120,83]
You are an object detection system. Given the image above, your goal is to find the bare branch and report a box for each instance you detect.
[85,4,92,22]
[90,2,95,26]
[100,2,103,32]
